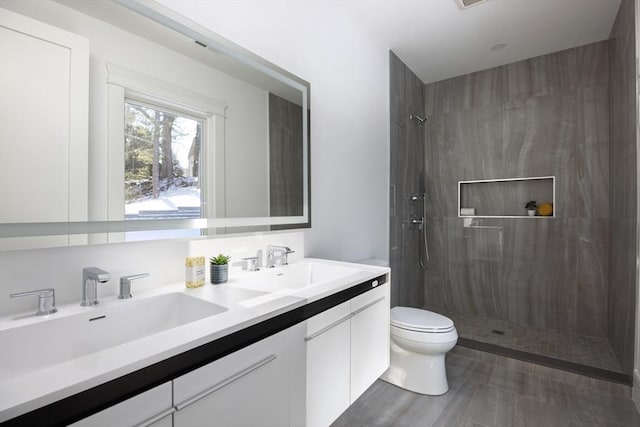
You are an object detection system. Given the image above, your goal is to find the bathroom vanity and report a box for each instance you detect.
[0,259,390,426]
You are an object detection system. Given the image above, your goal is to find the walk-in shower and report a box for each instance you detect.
[390,27,636,385]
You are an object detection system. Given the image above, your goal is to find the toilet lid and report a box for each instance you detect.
[390,307,455,333]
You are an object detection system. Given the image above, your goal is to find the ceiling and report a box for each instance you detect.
[342,0,622,84]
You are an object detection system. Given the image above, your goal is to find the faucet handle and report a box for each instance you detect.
[266,245,295,267]
[238,256,261,271]
[118,273,150,299]
[233,249,263,271]
[10,288,57,316]
[279,249,295,266]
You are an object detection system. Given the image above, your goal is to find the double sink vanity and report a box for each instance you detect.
[0,258,390,426]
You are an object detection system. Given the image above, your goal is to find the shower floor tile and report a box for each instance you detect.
[444,312,624,374]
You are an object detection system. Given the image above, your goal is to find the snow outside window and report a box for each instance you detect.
[124,100,203,221]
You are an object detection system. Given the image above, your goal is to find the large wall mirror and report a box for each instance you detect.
[0,0,309,250]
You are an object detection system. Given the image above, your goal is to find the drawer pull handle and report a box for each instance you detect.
[305,313,353,341]
[351,296,386,316]
[175,354,277,411]
[134,406,176,427]
[305,296,387,341]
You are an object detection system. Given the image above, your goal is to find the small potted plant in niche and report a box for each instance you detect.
[525,200,537,217]
[210,254,231,284]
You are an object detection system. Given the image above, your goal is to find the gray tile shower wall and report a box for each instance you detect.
[422,41,612,340]
[269,93,304,231]
[389,51,426,308]
[608,0,637,377]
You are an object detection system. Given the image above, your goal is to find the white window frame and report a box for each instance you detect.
[106,64,226,241]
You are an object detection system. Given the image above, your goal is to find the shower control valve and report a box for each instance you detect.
[408,217,424,225]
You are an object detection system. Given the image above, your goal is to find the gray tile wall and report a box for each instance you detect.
[389,51,426,308]
[608,0,637,377]
[268,93,304,231]
[422,41,612,338]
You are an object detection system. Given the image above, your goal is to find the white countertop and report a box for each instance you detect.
[0,258,389,422]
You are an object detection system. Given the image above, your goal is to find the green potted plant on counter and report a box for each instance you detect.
[210,254,231,284]
[525,200,537,217]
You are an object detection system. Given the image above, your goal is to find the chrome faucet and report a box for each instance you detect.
[266,245,295,268]
[234,249,263,271]
[81,267,111,306]
[118,273,150,299]
[10,288,57,316]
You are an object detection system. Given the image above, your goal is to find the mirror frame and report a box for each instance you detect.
[0,0,310,245]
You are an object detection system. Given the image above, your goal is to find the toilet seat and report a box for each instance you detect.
[390,307,455,333]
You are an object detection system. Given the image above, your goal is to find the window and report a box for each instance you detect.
[106,64,226,241]
[123,100,203,221]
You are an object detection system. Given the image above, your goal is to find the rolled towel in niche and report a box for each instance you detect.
[460,207,476,216]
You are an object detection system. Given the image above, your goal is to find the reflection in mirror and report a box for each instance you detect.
[124,101,203,221]
[0,0,309,249]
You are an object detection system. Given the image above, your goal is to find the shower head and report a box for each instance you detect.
[410,114,426,124]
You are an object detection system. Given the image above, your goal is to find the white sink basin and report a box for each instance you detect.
[232,262,361,293]
[0,292,226,381]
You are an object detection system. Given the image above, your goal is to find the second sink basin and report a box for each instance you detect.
[0,292,226,381]
[231,261,361,293]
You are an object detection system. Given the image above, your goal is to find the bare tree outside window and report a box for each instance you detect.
[124,101,202,220]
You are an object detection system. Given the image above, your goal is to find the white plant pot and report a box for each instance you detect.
[527,210,536,217]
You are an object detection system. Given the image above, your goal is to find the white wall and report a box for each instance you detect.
[157,0,390,262]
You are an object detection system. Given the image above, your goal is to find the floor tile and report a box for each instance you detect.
[331,351,639,427]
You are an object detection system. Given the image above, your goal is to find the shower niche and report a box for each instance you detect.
[458,176,555,218]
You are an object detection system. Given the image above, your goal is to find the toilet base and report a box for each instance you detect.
[381,338,454,395]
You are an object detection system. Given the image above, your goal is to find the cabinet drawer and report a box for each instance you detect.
[350,280,388,313]
[70,382,173,427]
[174,329,285,405]
[173,324,304,427]
[306,300,351,338]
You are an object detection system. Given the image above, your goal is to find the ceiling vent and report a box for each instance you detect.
[456,0,489,9]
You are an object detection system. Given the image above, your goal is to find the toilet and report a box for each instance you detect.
[381,306,458,395]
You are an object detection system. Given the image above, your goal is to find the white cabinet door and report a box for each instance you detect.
[0,7,88,225]
[305,281,390,426]
[350,283,390,403]
[70,382,174,427]
[305,301,351,427]
[148,415,173,427]
[173,323,305,427]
